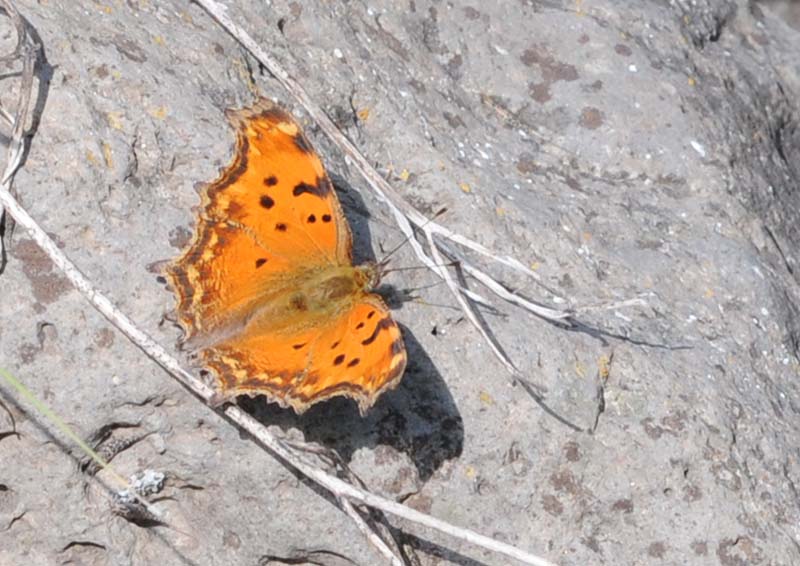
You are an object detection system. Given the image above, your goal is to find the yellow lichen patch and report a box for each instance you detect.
[574,361,586,378]
[479,390,495,406]
[530,261,541,271]
[153,35,165,46]
[704,288,715,298]
[598,354,611,381]
[106,111,124,130]
[357,107,370,122]
[399,168,410,182]
[86,149,99,166]
[464,465,477,479]
[149,106,168,120]
[495,207,506,217]
[688,76,696,87]
[459,182,471,193]
[102,141,114,169]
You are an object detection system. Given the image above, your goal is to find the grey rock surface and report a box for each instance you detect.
[1,0,799,565]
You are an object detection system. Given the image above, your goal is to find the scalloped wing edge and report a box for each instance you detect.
[207,344,407,415]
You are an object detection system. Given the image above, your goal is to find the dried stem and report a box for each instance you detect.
[338,497,404,566]
[0,0,35,188]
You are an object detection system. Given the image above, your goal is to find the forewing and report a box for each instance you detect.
[166,99,352,339]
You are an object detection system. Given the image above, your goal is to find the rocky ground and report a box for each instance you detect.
[1,1,799,565]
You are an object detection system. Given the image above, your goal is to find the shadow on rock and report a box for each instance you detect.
[241,326,463,482]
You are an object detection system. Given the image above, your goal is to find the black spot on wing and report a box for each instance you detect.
[322,214,332,223]
[260,195,275,209]
[275,223,287,232]
[264,176,278,186]
[347,358,361,368]
[307,214,316,223]
[293,177,332,198]
[331,341,340,349]
[255,258,268,268]
[356,322,364,330]
[333,354,345,366]
[361,318,393,346]
[292,343,305,350]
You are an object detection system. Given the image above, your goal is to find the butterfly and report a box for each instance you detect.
[165,98,407,414]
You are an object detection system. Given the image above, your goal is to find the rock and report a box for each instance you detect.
[1,1,798,564]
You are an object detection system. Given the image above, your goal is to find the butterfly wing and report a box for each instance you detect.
[204,295,407,414]
[167,99,352,339]
[168,98,407,413]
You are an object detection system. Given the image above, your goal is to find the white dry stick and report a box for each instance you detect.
[0,0,35,189]
[194,0,574,382]
[425,230,520,376]
[338,497,404,566]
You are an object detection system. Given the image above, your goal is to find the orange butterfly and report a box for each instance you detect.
[166,98,407,414]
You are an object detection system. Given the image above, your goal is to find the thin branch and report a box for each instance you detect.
[437,239,572,322]
[338,497,404,566]
[426,230,520,377]
[0,0,37,188]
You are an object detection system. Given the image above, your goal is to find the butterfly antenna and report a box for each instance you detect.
[382,261,459,276]
[378,207,447,268]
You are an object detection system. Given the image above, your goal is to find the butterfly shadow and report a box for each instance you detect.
[328,173,381,264]
[240,324,463,482]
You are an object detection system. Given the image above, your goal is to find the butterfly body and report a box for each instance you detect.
[239,263,378,335]
[167,99,405,414]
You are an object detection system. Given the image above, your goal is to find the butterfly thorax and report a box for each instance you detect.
[236,263,379,336]
[285,263,379,313]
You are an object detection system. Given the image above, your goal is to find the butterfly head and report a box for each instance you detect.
[354,262,383,291]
